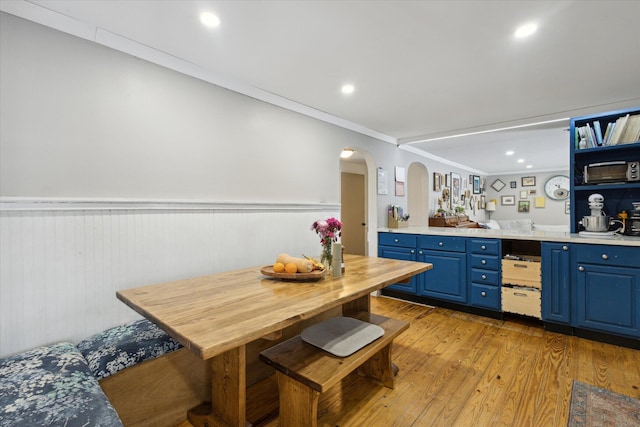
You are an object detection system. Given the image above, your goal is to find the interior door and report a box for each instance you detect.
[341,172,366,255]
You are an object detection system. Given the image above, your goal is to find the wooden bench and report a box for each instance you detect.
[259,312,409,427]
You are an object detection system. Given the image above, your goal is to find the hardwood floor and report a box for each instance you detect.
[180,295,640,427]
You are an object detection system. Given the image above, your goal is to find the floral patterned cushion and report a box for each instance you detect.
[77,319,182,380]
[0,342,123,426]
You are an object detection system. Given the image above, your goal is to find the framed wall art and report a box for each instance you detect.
[450,172,461,208]
[501,195,515,206]
[520,190,528,199]
[433,172,442,191]
[521,176,536,187]
[518,200,530,213]
[491,179,506,192]
[473,175,481,194]
[510,181,517,188]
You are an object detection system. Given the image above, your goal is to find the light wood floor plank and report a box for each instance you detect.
[176,295,640,427]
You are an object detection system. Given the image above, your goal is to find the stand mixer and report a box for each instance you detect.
[578,193,624,236]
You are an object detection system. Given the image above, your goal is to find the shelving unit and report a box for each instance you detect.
[569,107,640,233]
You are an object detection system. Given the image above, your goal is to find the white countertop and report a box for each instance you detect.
[378,226,640,247]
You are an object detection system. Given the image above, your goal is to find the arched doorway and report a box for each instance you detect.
[340,149,377,256]
[407,162,429,226]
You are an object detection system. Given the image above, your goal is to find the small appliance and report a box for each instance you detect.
[583,161,639,184]
[578,193,624,237]
[624,201,640,236]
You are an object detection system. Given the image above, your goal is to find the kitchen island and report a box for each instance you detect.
[378,226,640,349]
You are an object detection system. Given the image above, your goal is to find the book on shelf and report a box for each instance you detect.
[608,114,630,145]
[619,114,640,144]
[593,121,603,146]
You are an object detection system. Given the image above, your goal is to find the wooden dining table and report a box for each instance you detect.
[116,254,432,427]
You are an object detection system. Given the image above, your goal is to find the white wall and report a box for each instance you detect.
[0,13,487,356]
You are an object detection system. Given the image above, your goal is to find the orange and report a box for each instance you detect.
[285,263,298,274]
[273,262,285,273]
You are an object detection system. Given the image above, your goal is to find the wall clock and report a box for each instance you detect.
[544,175,570,200]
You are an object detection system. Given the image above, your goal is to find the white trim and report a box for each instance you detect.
[398,145,487,175]
[0,197,341,212]
[0,2,396,145]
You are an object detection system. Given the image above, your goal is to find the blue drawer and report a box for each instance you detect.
[419,235,466,253]
[470,283,501,310]
[470,254,500,271]
[575,244,640,267]
[469,239,500,256]
[470,268,500,285]
[379,232,417,249]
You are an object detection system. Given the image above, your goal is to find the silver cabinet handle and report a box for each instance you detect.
[418,250,423,255]
[481,245,486,250]
[411,249,415,254]
[481,291,487,297]
[481,274,487,280]
[578,266,585,272]
[394,239,399,243]
[438,242,444,247]
[481,259,487,265]
[562,245,568,251]
[601,254,608,260]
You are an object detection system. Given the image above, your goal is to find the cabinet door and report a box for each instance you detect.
[418,250,467,303]
[378,246,417,293]
[576,263,640,337]
[541,243,571,324]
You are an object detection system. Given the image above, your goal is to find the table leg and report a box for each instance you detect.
[188,345,247,427]
[342,294,370,315]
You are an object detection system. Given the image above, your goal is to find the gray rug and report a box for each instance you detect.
[568,380,640,426]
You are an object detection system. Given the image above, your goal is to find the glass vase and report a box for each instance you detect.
[321,242,333,272]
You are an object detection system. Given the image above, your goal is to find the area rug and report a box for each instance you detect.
[568,380,640,426]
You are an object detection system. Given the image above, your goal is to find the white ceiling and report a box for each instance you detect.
[4,0,640,175]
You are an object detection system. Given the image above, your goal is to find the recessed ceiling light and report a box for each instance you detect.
[200,12,220,28]
[515,22,538,38]
[506,151,514,156]
[526,165,533,168]
[341,84,355,95]
[517,159,525,163]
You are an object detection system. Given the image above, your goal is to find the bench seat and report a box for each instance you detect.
[77,318,182,380]
[0,342,123,426]
[259,312,408,426]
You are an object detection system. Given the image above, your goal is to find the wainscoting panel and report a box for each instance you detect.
[0,201,339,357]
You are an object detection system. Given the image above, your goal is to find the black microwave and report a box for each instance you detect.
[583,161,640,184]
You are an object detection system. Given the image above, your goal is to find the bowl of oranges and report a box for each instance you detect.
[261,253,326,281]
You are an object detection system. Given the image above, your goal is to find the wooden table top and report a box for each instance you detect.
[117,254,431,360]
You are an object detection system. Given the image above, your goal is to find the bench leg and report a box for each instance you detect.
[357,343,395,389]
[276,371,320,427]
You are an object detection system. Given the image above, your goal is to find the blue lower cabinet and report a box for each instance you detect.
[378,233,418,294]
[418,250,467,303]
[541,243,571,324]
[576,263,640,338]
[470,283,501,310]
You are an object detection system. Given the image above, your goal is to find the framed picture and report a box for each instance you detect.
[521,176,536,187]
[445,173,451,188]
[501,195,515,206]
[519,190,528,199]
[491,179,506,192]
[450,172,461,208]
[510,181,517,188]
[518,200,530,213]
[529,189,537,196]
[480,194,486,209]
[473,175,481,194]
[433,173,441,191]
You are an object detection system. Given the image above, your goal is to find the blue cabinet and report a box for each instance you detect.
[468,238,501,311]
[378,233,418,294]
[541,243,571,324]
[575,245,640,338]
[418,236,467,304]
